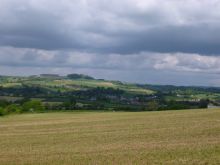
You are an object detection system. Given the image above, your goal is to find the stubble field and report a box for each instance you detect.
[0,109,219,165]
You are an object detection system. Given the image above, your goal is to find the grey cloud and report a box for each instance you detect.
[1,47,220,74]
[1,0,220,54]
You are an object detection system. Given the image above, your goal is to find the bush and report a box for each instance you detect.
[0,107,7,116]
[22,100,45,113]
[146,100,159,111]
[0,100,8,108]
[5,104,22,114]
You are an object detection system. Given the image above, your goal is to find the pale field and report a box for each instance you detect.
[0,109,219,165]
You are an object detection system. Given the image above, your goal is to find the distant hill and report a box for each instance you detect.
[0,74,154,95]
[1,73,220,111]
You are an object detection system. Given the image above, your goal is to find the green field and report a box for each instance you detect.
[0,109,220,165]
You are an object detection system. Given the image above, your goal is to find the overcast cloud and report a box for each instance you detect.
[1,0,220,86]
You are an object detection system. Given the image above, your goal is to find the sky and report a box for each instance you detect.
[1,0,220,86]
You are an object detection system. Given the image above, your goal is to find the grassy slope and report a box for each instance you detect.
[0,109,219,165]
[0,77,154,95]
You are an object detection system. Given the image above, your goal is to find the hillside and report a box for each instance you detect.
[0,75,154,95]
[1,74,220,113]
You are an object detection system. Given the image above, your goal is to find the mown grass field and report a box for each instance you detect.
[0,109,219,165]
